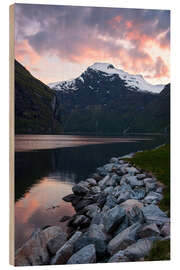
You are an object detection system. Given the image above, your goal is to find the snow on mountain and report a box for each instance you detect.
[48,78,77,91]
[89,63,164,93]
[48,62,165,93]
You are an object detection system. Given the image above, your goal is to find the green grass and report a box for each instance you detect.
[125,144,170,261]
[145,239,170,261]
[126,144,170,215]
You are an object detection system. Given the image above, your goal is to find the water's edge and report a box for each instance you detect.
[15,148,170,265]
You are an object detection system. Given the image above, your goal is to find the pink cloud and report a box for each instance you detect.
[15,39,41,66]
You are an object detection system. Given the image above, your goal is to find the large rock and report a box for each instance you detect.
[117,191,130,204]
[104,186,114,195]
[126,206,144,225]
[156,187,163,193]
[106,174,120,186]
[120,174,129,185]
[62,193,76,202]
[72,184,89,195]
[78,180,91,188]
[161,222,170,237]
[114,183,132,197]
[92,173,102,181]
[126,176,144,188]
[88,224,108,242]
[108,250,128,263]
[60,216,72,222]
[86,178,97,186]
[143,178,155,184]
[46,227,67,255]
[120,199,144,212]
[91,186,101,194]
[132,188,146,200]
[90,212,104,225]
[103,163,116,172]
[71,195,83,207]
[136,174,146,180]
[103,205,126,233]
[113,216,129,237]
[85,204,101,218]
[138,223,160,238]
[102,205,110,212]
[74,198,94,211]
[116,168,124,176]
[43,226,66,241]
[98,175,110,189]
[96,167,108,177]
[120,164,130,174]
[105,194,117,209]
[15,229,49,266]
[145,182,156,193]
[71,215,88,227]
[113,185,121,195]
[124,238,153,260]
[142,204,170,225]
[69,214,90,229]
[74,234,106,259]
[51,231,82,265]
[96,192,107,208]
[67,244,96,264]
[110,157,119,163]
[144,191,163,204]
[108,223,141,255]
[125,167,140,175]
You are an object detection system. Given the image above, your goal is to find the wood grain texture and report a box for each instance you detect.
[9,4,15,266]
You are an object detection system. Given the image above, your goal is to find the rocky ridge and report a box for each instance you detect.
[48,63,170,134]
[15,156,170,266]
[49,62,164,93]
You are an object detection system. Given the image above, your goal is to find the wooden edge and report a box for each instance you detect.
[9,4,15,266]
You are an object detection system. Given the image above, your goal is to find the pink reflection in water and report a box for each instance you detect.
[15,177,75,250]
[15,134,150,152]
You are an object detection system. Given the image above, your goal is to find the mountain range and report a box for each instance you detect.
[49,63,164,94]
[49,62,170,134]
[15,60,170,134]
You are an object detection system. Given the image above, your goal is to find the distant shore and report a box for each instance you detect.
[15,134,152,152]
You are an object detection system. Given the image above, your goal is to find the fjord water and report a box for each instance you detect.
[15,134,168,250]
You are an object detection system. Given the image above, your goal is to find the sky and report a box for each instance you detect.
[15,4,170,85]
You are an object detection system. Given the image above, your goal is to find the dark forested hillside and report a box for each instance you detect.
[51,66,170,134]
[15,60,61,134]
[128,84,170,133]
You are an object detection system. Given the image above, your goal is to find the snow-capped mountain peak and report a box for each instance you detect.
[48,62,165,93]
[88,62,164,93]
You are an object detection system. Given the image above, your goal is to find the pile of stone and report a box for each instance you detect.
[15,157,170,266]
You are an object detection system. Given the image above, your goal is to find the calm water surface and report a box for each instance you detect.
[15,134,168,250]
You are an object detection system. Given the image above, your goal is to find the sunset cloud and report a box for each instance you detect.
[15,39,41,66]
[14,4,170,86]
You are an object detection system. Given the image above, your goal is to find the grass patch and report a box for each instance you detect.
[125,144,170,261]
[145,239,170,261]
[125,144,170,215]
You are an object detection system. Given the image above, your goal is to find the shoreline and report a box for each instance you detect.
[15,134,152,152]
[15,145,170,266]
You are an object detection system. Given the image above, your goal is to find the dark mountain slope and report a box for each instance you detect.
[51,66,163,133]
[129,84,170,133]
[15,60,61,134]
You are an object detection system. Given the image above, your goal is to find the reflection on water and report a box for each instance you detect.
[15,177,75,250]
[15,135,169,250]
[15,134,151,152]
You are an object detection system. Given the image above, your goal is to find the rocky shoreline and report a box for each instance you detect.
[15,156,170,266]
